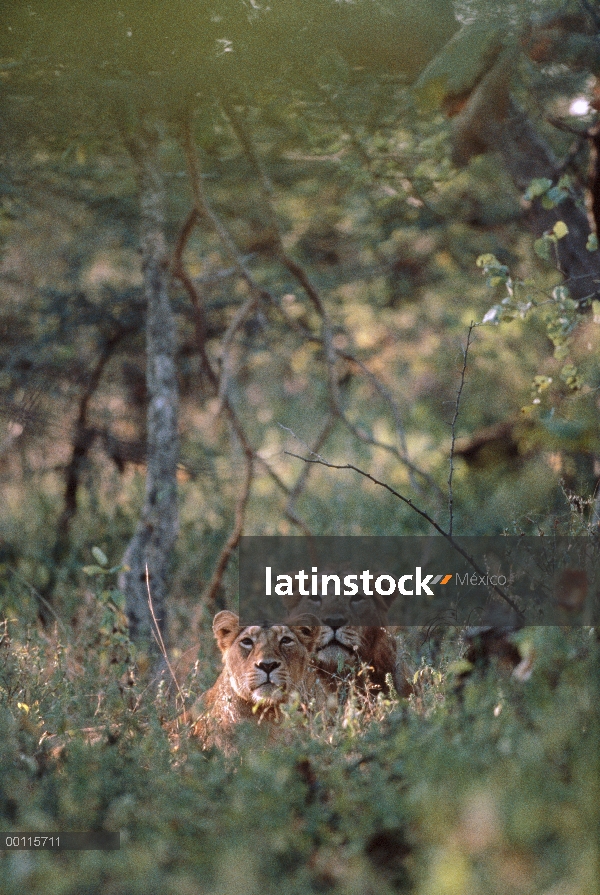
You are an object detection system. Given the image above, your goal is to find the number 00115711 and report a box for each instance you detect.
[1,833,119,850]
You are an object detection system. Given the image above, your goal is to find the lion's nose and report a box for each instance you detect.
[323,616,347,631]
[256,661,280,676]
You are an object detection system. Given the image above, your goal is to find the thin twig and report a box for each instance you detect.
[448,322,476,536]
[145,565,186,705]
[221,101,330,318]
[285,449,524,619]
[215,293,258,410]
[6,566,67,634]
[284,415,335,534]
[180,119,271,301]
[338,351,409,458]
[171,204,313,536]
[218,105,439,495]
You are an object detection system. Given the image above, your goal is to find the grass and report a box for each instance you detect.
[0,590,598,895]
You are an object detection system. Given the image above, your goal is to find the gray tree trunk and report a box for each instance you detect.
[119,123,179,647]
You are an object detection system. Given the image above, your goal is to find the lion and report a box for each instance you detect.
[283,588,414,699]
[185,610,319,747]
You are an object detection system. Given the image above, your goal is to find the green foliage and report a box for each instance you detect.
[2,7,600,886]
[0,614,597,895]
[524,176,571,210]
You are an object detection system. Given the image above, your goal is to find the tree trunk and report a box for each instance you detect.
[119,123,179,648]
[452,74,599,301]
[496,103,599,303]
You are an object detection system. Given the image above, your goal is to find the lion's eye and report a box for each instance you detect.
[239,637,254,648]
[280,635,295,645]
[308,595,322,605]
[350,594,365,606]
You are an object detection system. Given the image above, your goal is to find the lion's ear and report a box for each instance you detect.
[212,610,241,654]
[280,591,302,610]
[291,624,319,652]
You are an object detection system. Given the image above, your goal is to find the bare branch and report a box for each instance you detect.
[285,449,524,619]
[215,293,258,410]
[221,105,440,496]
[40,327,130,615]
[179,118,272,303]
[172,120,319,571]
[221,101,330,319]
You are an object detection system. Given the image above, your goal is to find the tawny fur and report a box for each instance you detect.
[186,611,318,748]
[284,589,414,698]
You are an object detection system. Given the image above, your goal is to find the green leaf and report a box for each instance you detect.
[552,285,571,305]
[586,232,598,252]
[109,589,126,610]
[82,564,106,576]
[592,300,600,323]
[91,546,108,567]
[533,237,552,262]
[476,253,500,269]
[532,375,552,393]
[447,659,474,676]
[560,364,580,388]
[524,178,552,201]
[548,186,567,204]
[552,221,569,240]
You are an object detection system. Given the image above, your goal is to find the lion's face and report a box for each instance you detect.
[284,589,395,680]
[213,611,317,707]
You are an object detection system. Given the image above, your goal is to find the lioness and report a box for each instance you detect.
[187,610,318,747]
[284,589,414,698]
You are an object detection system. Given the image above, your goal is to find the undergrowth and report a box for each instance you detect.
[0,592,598,895]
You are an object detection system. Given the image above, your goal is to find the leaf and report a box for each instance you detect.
[482,307,499,323]
[541,416,586,441]
[552,221,569,240]
[552,285,571,304]
[82,564,106,576]
[109,589,126,610]
[546,186,567,206]
[586,232,598,252]
[91,546,108,567]
[524,178,552,201]
[592,300,600,323]
[447,659,474,676]
[533,237,552,262]
[532,375,552,393]
[476,253,500,269]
